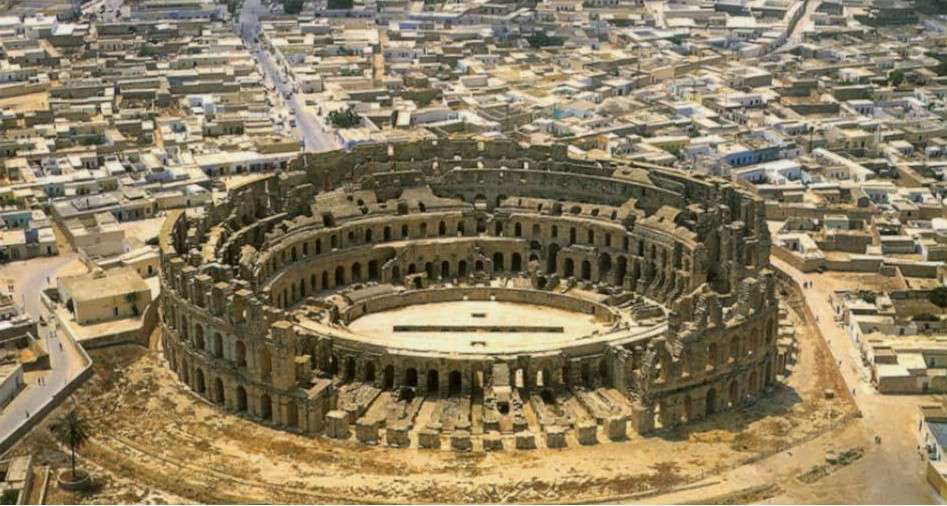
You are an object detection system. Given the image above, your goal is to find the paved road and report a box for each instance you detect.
[0,255,89,454]
[771,257,937,503]
[238,0,340,152]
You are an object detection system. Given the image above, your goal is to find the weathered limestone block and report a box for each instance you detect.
[356,418,378,444]
[577,422,598,445]
[454,418,471,432]
[607,415,628,441]
[387,425,410,447]
[482,432,503,451]
[451,431,472,452]
[513,416,529,433]
[546,426,567,449]
[419,429,441,449]
[325,410,349,439]
[515,431,536,450]
[483,413,500,432]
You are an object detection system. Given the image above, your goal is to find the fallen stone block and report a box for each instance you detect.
[577,422,598,445]
[515,431,536,450]
[355,418,378,444]
[545,426,566,449]
[606,415,627,441]
[325,410,349,440]
[482,432,504,452]
[451,430,472,452]
[418,429,441,449]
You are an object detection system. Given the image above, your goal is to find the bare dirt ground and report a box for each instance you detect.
[7,288,861,505]
[0,92,48,113]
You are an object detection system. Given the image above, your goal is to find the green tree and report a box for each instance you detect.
[327,0,353,8]
[52,410,89,480]
[327,107,361,128]
[282,0,304,13]
[889,69,905,87]
[526,32,563,49]
[929,286,947,308]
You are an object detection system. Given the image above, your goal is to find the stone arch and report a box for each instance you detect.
[195,323,205,350]
[441,260,450,278]
[581,260,592,280]
[683,395,693,422]
[260,393,273,421]
[427,369,439,393]
[569,227,577,244]
[705,387,716,415]
[532,223,541,238]
[598,359,608,385]
[328,355,339,376]
[616,256,627,284]
[511,253,522,271]
[438,221,446,236]
[493,252,504,272]
[598,253,612,282]
[728,379,739,407]
[458,260,468,277]
[368,260,379,280]
[708,342,718,368]
[322,271,329,289]
[514,223,522,237]
[475,260,484,272]
[547,243,559,274]
[344,356,356,382]
[365,361,376,383]
[212,332,223,358]
[749,370,759,396]
[384,226,392,241]
[181,362,190,385]
[236,385,248,412]
[424,262,434,278]
[365,228,373,243]
[335,265,345,286]
[310,273,317,293]
[351,262,362,282]
[457,221,465,235]
[405,368,418,387]
[195,368,206,393]
[449,370,463,395]
[384,365,395,388]
[235,340,247,367]
[214,377,225,404]
[580,361,592,387]
[564,258,575,277]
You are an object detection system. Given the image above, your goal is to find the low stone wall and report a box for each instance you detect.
[341,286,619,325]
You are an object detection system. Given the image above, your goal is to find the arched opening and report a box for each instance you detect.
[539,368,552,388]
[236,386,248,412]
[514,223,522,237]
[580,362,592,387]
[384,365,395,388]
[424,262,434,278]
[581,260,592,280]
[598,359,608,386]
[493,252,504,272]
[764,361,772,386]
[214,377,225,404]
[392,265,400,280]
[195,368,206,393]
[438,221,446,236]
[706,388,716,415]
[311,274,317,292]
[368,260,379,280]
[322,271,329,289]
[328,355,339,376]
[511,253,522,272]
[365,361,376,383]
[494,221,503,236]
[401,224,409,239]
[344,356,356,382]
[457,221,465,235]
[195,324,205,350]
[749,370,759,396]
[405,368,418,387]
[212,332,223,358]
[260,393,273,421]
[181,363,189,384]
[235,340,247,367]
[598,253,612,282]
[532,224,541,238]
[351,262,362,282]
[475,260,484,272]
[408,264,416,275]
[458,260,468,277]
[427,369,439,394]
[564,258,574,277]
[384,226,392,241]
[547,243,559,274]
[684,395,693,422]
[286,403,299,429]
[334,265,345,286]
[441,260,450,278]
[569,227,577,244]
[728,379,739,407]
[616,256,627,284]
[449,371,462,395]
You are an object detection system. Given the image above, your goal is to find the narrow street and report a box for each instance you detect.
[238,0,340,152]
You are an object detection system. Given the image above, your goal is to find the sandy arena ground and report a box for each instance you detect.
[5,276,868,505]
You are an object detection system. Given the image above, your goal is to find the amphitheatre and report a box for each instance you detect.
[157,138,783,450]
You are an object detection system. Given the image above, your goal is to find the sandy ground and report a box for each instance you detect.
[6,284,863,504]
[0,92,48,113]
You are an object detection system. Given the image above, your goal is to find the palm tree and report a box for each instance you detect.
[51,410,89,479]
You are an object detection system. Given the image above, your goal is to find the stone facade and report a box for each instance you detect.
[158,139,779,445]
